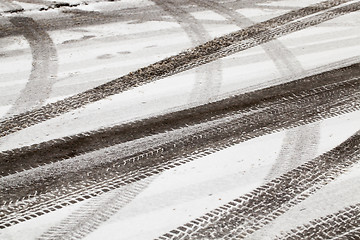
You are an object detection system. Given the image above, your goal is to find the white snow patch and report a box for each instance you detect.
[190,10,227,21]
[0,105,11,119]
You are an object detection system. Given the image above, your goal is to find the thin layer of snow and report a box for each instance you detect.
[1,0,359,239]
[190,10,227,21]
[258,0,325,8]
[0,106,11,119]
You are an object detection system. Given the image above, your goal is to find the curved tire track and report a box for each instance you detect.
[266,125,320,180]
[152,0,222,106]
[0,0,356,137]
[7,17,58,116]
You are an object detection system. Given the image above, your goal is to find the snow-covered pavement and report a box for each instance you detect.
[0,0,360,239]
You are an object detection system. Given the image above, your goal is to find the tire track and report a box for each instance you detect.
[223,55,360,99]
[275,204,360,240]
[7,60,355,238]
[2,1,358,236]
[247,158,360,240]
[333,228,360,240]
[192,0,321,182]
[266,125,320,180]
[1,75,360,228]
[0,0,356,137]
[1,62,359,177]
[156,131,360,240]
[1,1,358,234]
[37,177,154,240]
[7,17,57,116]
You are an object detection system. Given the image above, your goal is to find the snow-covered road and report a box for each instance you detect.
[0,0,360,239]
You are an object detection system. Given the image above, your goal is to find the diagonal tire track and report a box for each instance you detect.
[275,204,360,240]
[0,0,357,138]
[156,131,360,240]
[332,228,360,240]
[1,62,359,177]
[1,72,360,228]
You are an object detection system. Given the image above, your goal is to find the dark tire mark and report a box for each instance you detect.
[2,61,358,237]
[7,17,57,116]
[0,0,356,137]
[3,78,359,198]
[275,204,360,240]
[1,73,360,228]
[156,132,360,240]
[334,228,360,240]
[1,62,359,177]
